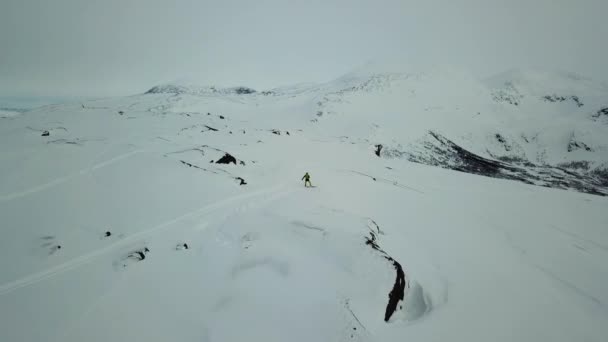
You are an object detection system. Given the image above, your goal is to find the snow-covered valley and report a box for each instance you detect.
[1,66,607,342]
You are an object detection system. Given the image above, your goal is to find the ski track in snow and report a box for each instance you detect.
[0,149,143,203]
[0,185,293,296]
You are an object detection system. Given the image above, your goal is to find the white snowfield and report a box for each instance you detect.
[0,66,607,342]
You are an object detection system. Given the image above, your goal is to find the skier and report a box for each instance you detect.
[301,172,312,187]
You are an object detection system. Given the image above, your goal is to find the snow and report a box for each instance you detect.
[0,109,21,118]
[1,66,607,342]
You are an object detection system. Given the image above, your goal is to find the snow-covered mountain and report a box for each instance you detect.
[1,66,607,342]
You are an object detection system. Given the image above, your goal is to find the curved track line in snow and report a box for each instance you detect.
[0,185,292,296]
[0,150,142,202]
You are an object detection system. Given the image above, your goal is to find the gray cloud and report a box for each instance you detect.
[1,0,607,96]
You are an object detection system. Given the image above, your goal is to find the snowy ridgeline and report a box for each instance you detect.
[0,67,607,342]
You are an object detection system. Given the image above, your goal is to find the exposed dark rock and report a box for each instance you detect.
[41,130,50,137]
[118,111,124,115]
[216,153,237,165]
[204,125,219,132]
[375,144,383,157]
[543,95,584,107]
[571,96,584,107]
[385,259,406,322]
[495,155,535,167]
[495,134,506,144]
[364,230,408,322]
[494,134,513,152]
[558,160,592,170]
[591,168,608,187]
[543,95,567,102]
[105,231,112,237]
[491,85,522,106]
[219,115,225,119]
[128,247,150,261]
[233,87,256,94]
[398,131,607,196]
[236,177,247,185]
[592,107,608,119]
[271,130,281,135]
[567,140,593,152]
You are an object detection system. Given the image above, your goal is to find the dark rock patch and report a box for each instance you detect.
[543,95,584,107]
[558,160,591,171]
[397,131,607,196]
[375,144,383,157]
[236,177,247,185]
[591,168,608,187]
[204,125,219,132]
[495,134,506,144]
[491,85,522,106]
[592,107,608,119]
[128,247,150,261]
[543,95,567,102]
[567,140,593,152]
[364,230,408,322]
[494,134,512,151]
[41,130,50,137]
[233,87,256,94]
[216,153,237,165]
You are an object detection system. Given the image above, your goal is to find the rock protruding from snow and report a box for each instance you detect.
[543,94,584,107]
[387,131,608,196]
[145,84,257,96]
[364,229,409,322]
[216,153,237,165]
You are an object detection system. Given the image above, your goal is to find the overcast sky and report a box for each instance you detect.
[1,0,607,96]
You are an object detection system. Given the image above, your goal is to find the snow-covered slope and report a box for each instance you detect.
[1,67,607,342]
[307,66,608,195]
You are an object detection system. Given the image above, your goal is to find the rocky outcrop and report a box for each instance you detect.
[216,153,237,165]
[380,131,607,196]
[543,94,584,107]
[364,228,408,322]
